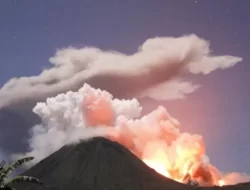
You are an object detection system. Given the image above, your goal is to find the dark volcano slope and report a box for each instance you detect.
[14,137,250,190]
[15,137,189,190]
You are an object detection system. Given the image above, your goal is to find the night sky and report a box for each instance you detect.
[0,0,250,174]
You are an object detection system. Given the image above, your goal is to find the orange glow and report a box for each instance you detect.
[81,94,114,126]
[143,159,170,178]
[81,91,227,187]
[141,150,225,186]
[218,180,225,186]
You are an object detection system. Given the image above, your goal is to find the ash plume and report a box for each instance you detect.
[0,34,242,157]
[13,83,250,186]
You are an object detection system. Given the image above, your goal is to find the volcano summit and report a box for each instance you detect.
[13,137,250,190]
[15,137,188,190]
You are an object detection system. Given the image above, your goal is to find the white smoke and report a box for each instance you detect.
[15,83,250,186]
[139,79,200,100]
[222,173,250,185]
[0,34,242,108]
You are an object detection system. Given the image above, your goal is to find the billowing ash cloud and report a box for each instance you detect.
[14,84,250,186]
[0,34,242,109]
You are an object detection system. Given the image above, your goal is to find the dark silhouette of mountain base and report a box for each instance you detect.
[14,137,250,190]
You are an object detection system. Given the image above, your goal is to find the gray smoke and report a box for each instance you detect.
[0,34,242,109]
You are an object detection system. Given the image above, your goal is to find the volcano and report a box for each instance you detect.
[14,137,250,190]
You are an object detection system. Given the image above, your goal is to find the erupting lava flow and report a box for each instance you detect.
[32,84,246,187]
[80,84,224,186]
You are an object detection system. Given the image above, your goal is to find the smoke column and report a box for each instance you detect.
[15,84,250,186]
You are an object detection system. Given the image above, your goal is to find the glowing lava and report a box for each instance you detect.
[140,145,225,186]
[143,159,170,178]
[79,85,226,187]
[218,180,225,186]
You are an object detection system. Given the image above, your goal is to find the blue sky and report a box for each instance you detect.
[0,0,250,174]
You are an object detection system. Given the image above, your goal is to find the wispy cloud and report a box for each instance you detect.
[0,34,242,109]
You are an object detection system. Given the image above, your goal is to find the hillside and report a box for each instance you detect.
[13,137,250,190]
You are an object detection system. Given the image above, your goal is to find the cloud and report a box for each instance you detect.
[0,34,242,109]
[13,83,249,186]
[139,79,200,100]
[188,55,241,75]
